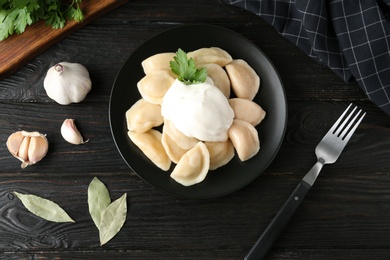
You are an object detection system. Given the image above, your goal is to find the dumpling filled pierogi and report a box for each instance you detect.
[170,142,210,186]
[128,129,171,171]
[125,99,163,133]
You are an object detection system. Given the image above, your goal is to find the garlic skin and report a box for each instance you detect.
[61,119,88,145]
[6,131,49,169]
[44,62,92,105]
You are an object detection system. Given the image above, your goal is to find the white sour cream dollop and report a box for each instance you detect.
[161,77,234,142]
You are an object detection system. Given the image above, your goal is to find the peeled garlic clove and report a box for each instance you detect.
[44,62,92,105]
[6,131,49,169]
[61,119,88,145]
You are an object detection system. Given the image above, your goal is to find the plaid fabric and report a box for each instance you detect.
[224,0,390,116]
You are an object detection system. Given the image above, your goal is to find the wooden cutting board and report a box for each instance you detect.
[0,0,129,79]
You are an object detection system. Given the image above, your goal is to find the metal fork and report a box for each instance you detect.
[245,104,366,260]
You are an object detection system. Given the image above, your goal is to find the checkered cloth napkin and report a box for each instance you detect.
[224,0,390,116]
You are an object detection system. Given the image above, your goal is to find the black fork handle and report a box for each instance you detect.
[245,180,311,260]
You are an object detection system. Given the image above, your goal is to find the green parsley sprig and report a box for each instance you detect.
[0,0,84,41]
[170,48,207,85]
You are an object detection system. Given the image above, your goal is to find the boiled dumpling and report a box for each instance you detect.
[128,129,171,171]
[228,98,266,126]
[163,119,199,150]
[161,130,188,164]
[126,99,163,133]
[170,142,210,186]
[225,59,260,100]
[228,119,260,161]
[203,63,230,98]
[137,70,175,105]
[141,52,176,75]
[188,47,233,67]
[205,140,235,170]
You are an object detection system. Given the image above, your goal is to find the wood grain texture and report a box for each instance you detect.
[0,0,389,259]
[0,0,129,79]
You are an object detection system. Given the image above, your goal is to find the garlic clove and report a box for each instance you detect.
[6,131,49,168]
[7,131,25,156]
[28,135,49,164]
[18,136,30,162]
[61,119,88,145]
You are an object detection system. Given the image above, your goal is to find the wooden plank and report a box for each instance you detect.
[0,0,129,79]
[0,172,389,255]
[0,0,388,258]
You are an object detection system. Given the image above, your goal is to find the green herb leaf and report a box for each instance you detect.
[170,48,207,85]
[0,9,18,40]
[0,0,84,41]
[13,8,32,34]
[14,191,75,223]
[65,2,84,23]
[88,177,111,230]
[99,193,127,246]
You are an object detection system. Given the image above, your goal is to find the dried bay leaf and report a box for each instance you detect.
[88,177,111,230]
[14,192,75,223]
[87,177,128,246]
[99,193,127,246]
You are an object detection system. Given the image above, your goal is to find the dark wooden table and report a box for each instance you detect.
[1,1,389,259]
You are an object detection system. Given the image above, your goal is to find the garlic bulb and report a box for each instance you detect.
[44,62,92,105]
[6,131,49,169]
[61,119,88,145]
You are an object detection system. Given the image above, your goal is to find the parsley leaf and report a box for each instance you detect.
[65,6,84,23]
[0,0,84,41]
[0,8,18,41]
[170,48,207,85]
[14,8,33,34]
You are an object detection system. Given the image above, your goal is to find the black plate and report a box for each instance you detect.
[109,24,287,199]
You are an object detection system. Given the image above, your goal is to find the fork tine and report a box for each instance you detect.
[334,106,357,136]
[329,104,352,134]
[341,110,366,142]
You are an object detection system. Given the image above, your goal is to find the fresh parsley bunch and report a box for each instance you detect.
[0,0,84,41]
